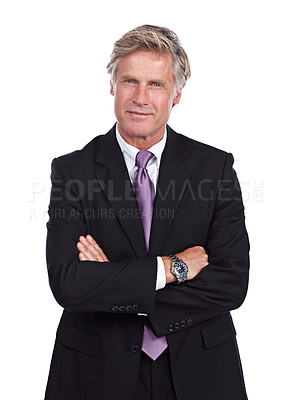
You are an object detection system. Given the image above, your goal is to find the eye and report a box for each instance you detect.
[127,79,134,84]
[153,82,161,87]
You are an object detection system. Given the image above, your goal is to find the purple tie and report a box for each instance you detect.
[133,151,168,361]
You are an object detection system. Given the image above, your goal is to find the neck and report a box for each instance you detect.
[117,123,165,150]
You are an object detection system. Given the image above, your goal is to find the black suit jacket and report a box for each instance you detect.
[45,125,249,400]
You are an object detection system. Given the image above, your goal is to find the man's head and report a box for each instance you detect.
[107,25,191,149]
[107,25,191,93]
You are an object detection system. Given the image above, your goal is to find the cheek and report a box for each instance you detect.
[156,91,175,109]
[114,94,126,114]
[115,90,133,110]
[156,96,174,116]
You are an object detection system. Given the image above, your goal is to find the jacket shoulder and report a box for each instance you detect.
[167,125,231,166]
[177,131,229,158]
[56,134,103,162]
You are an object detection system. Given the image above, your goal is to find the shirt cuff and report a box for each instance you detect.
[155,257,166,290]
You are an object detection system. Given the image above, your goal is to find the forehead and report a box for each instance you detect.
[116,50,174,81]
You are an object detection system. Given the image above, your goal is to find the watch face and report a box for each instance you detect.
[174,261,187,278]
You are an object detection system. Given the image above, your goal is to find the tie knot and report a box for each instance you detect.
[135,151,154,169]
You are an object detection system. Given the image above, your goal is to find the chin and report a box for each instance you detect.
[122,122,152,138]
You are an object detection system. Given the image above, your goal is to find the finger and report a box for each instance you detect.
[77,242,94,260]
[77,240,104,262]
[196,246,206,253]
[86,235,109,262]
[79,236,100,256]
[79,251,98,262]
[78,251,88,261]
[78,235,109,262]
[86,235,107,260]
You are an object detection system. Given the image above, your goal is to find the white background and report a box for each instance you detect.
[1,0,290,398]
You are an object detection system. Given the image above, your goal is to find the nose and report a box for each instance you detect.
[133,86,149,106]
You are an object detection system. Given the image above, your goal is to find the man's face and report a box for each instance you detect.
[110,50,182,145]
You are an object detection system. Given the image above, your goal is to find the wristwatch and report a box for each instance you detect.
[168,254,188,284]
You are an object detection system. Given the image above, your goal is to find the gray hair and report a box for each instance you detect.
[107,25,191,92]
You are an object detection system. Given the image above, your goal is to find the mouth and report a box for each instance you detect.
[127,111,152,117]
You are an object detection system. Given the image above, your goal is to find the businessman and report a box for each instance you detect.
[45,25,250,400]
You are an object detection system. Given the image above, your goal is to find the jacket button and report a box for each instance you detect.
[174,322,180,330]
[186,318,193,326]
[126,305,132,312]
[180,320,186,327]
[119,305,125,312]
[130,344,141,353]
[132,304,139,311]
[167,324,174,332]
[111,305,119,312]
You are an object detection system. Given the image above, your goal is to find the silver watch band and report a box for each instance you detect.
[168,254,180,262]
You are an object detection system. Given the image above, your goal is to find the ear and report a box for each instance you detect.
[173,90,182,106]
[110,81,115,96]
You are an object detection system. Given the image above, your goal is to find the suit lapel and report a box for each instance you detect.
[94,126,147,258]
[149,126,195,256]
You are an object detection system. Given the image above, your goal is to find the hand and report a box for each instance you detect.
[162,246,208,284]
[77,235,109,262]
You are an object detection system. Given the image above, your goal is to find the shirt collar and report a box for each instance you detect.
[115,125,167,170]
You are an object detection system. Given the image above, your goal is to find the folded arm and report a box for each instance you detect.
[149,153,250,336]
[46,157,158,314]
[76,234,209,284]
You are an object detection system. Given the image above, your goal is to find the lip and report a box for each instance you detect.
[127,111,152,116]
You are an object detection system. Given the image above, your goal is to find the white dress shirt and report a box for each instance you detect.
[116,126,167,290]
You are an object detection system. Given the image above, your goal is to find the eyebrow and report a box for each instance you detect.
[119,74,166,85]
[119,75,136,81]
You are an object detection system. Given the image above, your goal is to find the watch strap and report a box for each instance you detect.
[168,254,188,284]
[168,254,180,263]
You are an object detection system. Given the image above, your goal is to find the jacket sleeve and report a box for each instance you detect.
[46,157,157,314]
[149,153,250,336]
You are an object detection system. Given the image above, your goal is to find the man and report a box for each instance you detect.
[45,25,249,400]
